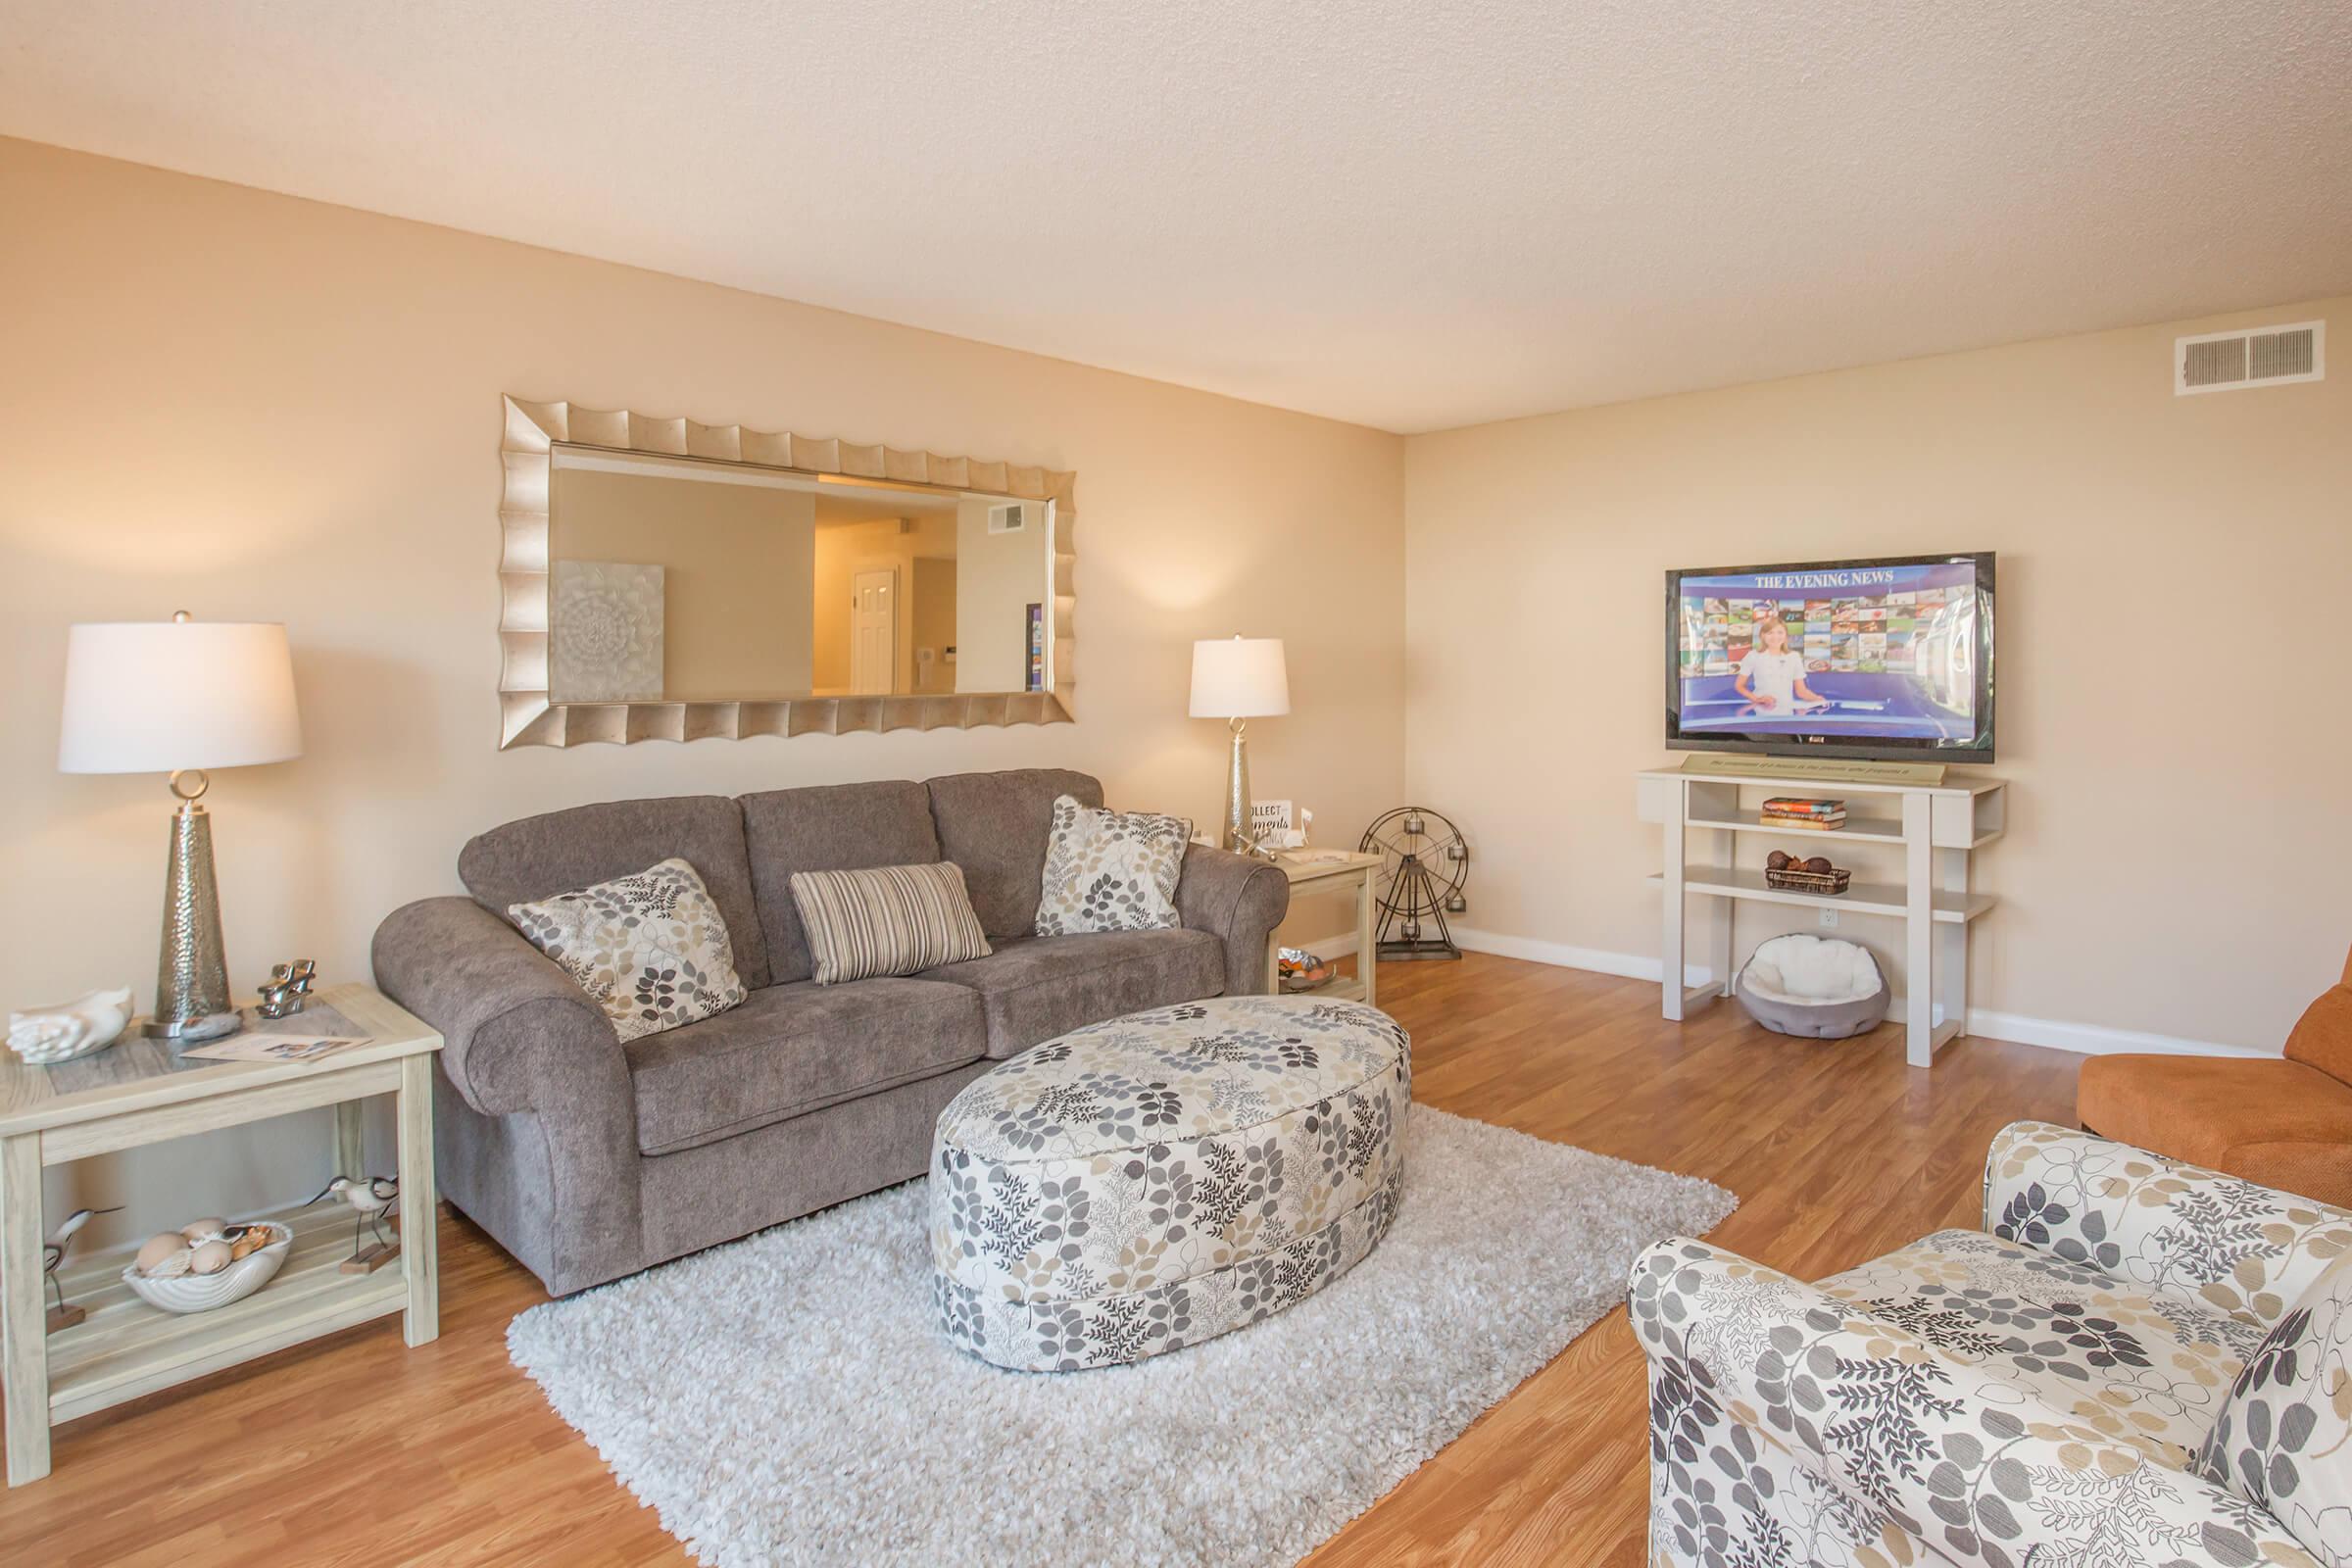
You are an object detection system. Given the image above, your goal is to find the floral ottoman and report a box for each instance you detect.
[929,994,1410,1371]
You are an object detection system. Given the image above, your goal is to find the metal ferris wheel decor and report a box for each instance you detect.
[1357,807,1469,961]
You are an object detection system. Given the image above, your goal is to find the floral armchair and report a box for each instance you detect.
[1630,1120,2352,1568]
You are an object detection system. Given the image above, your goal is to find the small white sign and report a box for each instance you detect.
[1250,800,1293,837]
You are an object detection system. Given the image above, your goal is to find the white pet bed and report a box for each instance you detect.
[1734,934,1889,1039]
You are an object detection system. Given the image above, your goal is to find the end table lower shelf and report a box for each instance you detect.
[43,1198,412,1426]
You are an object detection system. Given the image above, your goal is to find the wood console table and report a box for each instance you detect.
[1638,767,2006,1067]
[0,982,441,1486]
[1267,850,1384,1007]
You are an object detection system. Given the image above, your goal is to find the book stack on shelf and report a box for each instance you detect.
[1759,796,1846,830]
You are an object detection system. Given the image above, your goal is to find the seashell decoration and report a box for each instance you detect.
[122,1220,295,1314]
[136,1232,190,1273]
[8,986,134,1066]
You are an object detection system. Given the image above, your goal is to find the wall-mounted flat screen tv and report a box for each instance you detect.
[1665,552,1994,763]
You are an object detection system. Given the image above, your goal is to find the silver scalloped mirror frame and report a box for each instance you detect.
[498,396,1077,748]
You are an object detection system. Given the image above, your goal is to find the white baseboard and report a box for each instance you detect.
[1447,926,1717,987]
[1956,1009,2271,1059]
[1444,925,2270,1060]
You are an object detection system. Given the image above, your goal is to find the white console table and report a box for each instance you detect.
[1637,767,2006,1067]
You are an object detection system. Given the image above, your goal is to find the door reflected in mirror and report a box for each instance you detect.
[547,449,1053,704]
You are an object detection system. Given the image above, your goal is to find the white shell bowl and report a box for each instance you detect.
[122,1225,294,1313]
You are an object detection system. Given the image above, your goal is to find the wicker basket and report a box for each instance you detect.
[1764,865,1851,896]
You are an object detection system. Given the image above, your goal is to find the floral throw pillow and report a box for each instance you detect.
[2194,1252,2352,1564]
[1034,795,1192,936]
[508,857,747,1044]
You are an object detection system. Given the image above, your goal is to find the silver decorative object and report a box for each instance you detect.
[1221,719,1267,858]
[146,768,240,1042]
[256,958,318,1020]
[499,397,1077,748]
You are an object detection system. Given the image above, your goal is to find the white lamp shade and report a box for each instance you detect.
[1189,636,1290,719]
[58,619,303,774]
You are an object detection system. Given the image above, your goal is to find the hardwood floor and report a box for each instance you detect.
[0,953,2080,1566]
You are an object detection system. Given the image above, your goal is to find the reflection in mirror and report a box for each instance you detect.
[547,450,1054,704]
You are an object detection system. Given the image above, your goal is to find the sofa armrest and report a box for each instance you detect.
[370,896,623,1117]
[1176,843,1291,996]
[1628,1237,2307,1568]
[1982,1120,2352,1334]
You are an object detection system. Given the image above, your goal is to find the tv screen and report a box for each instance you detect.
[1666,552,1994,762]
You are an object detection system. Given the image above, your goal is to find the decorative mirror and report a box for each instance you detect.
[496,398,1076,747]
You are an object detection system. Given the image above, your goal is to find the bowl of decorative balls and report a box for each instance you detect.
[122,1218,294,1313]
[1763,849,1851,897]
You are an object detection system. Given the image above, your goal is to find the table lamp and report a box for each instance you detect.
[57,612,303,1043]
[1189,636,1289,856]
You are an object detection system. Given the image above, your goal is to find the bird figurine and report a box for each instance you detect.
[306,1174,400,1269]
[42,1206,122,1329]
[9,987,135,1066]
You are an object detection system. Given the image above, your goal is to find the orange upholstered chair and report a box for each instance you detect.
[2078,946,2352,1206]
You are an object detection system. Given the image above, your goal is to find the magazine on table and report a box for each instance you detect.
[180,1029,373,1064]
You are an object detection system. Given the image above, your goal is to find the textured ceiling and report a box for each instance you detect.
[5,1,2349,432]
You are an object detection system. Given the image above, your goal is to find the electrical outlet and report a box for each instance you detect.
[1817,908,1839,929]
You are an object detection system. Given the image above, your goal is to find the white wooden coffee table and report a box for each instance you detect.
[0,982,440,1486]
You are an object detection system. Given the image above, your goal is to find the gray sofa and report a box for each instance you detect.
[371,767,1290,1296]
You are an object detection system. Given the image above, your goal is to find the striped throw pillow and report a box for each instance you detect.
[788,862,993,985]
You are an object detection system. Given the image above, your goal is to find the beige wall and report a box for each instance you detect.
[955,497,1053,693]
[552,465,817,699]
[910,557,957,694]
[1403,295,2352,1052]
[0,138,1405,1250]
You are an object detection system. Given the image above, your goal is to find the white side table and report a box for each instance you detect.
[0,982,441,1486]
[1266,850,1384,1007]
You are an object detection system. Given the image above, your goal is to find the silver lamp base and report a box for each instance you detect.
[1219,718,1276,859]
[141,771,243,1044]
[142,1008,243,1043]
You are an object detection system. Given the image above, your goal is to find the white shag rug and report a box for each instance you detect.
[508,1108,1734,1568]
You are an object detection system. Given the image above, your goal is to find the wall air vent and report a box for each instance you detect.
[2176,320,2325,395]
[987,502,1029,534]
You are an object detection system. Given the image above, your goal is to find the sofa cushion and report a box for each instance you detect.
[739,780,941,985]
[925,768,1102,939]
[915,928,1225,1059]
[790,862,992,984]
[2195,1253,2352,1558]
[623,978,986,1155]
[460,795,772,990]
[1034,795,1193,936]
[1819,1226,2264,1471]
[2078,1053,2352,1207]
[507,857,748,1044]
